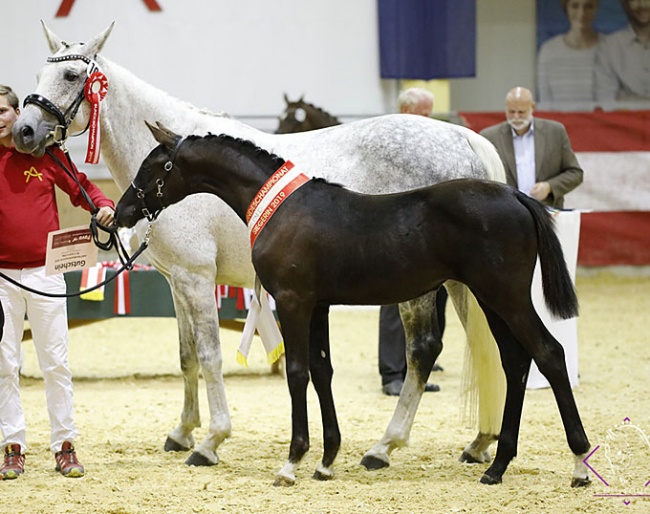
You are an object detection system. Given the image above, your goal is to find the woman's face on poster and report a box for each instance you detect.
[565,0,599,29]
[564,0,598,28]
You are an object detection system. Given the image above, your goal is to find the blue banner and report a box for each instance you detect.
[378,0,476,80]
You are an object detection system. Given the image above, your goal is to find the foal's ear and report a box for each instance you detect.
[145,121,181,151]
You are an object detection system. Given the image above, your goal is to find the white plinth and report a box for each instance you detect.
[526,210,580,390]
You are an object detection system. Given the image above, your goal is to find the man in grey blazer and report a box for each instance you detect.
[480,86,583,208]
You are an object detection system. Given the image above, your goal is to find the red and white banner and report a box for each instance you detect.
[459,110,650,266]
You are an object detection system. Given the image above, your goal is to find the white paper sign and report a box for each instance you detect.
[45,225,98,276]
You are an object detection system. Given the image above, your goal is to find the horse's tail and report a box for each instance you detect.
[516,191,579,319]
[458,126,507,184]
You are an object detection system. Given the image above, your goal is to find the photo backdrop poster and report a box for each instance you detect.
[536,0,649,111]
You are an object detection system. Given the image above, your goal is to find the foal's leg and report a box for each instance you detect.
[308,304,341,481]
[479,301,590,487]
[472,305,530,485]
[508,307,591,487]
[445,281,504,464]
[169,269,232,467]
[361,291,442,469]
[273,300,315,486]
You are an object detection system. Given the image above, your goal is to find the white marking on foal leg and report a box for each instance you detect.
[571,452,591,488]
[313,462,335,481]
[274,461,298,486]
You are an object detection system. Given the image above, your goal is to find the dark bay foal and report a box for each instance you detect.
[115,122,591,488]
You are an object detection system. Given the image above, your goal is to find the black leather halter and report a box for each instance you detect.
[23,54,99,143]
[131,138,184,222]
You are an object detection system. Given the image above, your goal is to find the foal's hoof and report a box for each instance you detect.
[185,451,218,467]
[459,450,491,464]
[312,466,334,481]
[164,437,191,452]
[273,475,295,487]
[571,476,591,488]
[360,454,390,470]
[480,473,502,485]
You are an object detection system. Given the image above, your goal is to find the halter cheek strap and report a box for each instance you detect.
[131,140,184,222]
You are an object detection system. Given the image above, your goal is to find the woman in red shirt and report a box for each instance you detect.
[0,84,114,480]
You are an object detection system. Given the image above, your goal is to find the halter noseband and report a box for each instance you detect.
[23,53,99,144]
[131,138,184,222]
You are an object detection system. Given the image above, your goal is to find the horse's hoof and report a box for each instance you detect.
[185,451,218,467]
[273,475,295,487]
[480,473,502,485]
[164,437,191,452]
[459,450,490,464]
[360,454,390,470]
[312,469,334,481]
[571,476,591,488]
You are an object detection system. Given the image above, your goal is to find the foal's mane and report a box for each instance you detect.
[187,133,343,187]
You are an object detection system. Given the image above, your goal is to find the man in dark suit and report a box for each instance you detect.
[480,86,583,208]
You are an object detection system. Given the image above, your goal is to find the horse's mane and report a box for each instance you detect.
[187,133,343,187]
[101,55,231,120]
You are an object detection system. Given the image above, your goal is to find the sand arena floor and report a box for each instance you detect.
[9,271,650,513]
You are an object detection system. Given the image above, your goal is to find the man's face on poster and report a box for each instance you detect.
[622,0,650,27]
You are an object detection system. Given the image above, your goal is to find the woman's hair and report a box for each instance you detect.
[560,0,599,14]
[0,84,19,110]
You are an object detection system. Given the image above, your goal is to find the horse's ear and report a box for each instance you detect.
[145,121,181,151]
[283,93,290,104]
[41,21,64,53]
[86,22,115,56]
[298,94,304,103]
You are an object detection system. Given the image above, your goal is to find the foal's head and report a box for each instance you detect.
[114,121,188,228]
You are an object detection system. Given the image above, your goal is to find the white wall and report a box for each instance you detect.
[5,0,535,126]
[451,0,537,111]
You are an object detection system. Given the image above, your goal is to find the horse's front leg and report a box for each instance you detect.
[446,280,504,464]
[163,281,200,454]
[273,299,314,486]
[171,270,231,467]
[308,304,340,481]
[362,292,442,470]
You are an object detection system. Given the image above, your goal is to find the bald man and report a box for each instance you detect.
[480,86,583,208]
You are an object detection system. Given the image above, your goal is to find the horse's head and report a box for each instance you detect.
[275,94,308,134]
[12,22,114,157]
[115,121,187,229]
[275,94,341,134]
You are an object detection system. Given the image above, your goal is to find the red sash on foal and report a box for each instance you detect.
[246,160,309,248]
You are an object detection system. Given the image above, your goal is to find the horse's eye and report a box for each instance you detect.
[64,70,80,82]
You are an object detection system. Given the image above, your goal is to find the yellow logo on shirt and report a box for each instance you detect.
[24,167,43,182]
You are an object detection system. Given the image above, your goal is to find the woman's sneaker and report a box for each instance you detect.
[55,441,85,478]
[1,444,25,480]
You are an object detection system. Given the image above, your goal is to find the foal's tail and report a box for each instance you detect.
[516,191,579,319]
